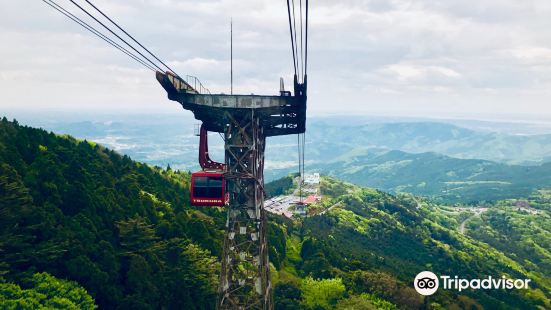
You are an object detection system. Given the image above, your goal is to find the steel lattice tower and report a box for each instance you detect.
[219,112,270,308]
[157,72,306,309]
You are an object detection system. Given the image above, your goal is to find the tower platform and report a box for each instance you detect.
[156,71,306,136]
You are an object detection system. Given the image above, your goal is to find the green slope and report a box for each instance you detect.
[0,118,224,309]
[290,177,551,309]
[314,149,551,203]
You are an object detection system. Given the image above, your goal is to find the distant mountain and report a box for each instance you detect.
[309,149,551,203]
[8,113,551,174]
[296,121,551,166]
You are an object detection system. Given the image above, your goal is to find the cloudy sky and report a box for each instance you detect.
[2,0,551,120]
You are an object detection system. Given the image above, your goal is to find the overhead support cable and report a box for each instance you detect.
[287,0,308,82]
[291,0,300,80]
[305,0,308,76]
[286,0,297,76]
[299,0,304,82]
[297,0,308,201]
[67,0,165,72]
[42,0,156,71]
[82,0,180,77]
[297,133,301,202]
[302,133,305,198]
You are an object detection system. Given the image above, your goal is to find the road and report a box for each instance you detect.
[317,201,342,216]
[458,207,488,234]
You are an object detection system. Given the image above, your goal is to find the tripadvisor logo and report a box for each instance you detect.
[414,271,439,296]
[413,271,531,296]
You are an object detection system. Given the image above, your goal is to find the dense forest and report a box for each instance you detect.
[295,184,551,309]
[1,118,550,309]
[0,118,224,309]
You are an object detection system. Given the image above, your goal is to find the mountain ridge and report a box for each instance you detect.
[305,148,551,203]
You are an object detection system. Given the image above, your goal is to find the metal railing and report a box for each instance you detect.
[184,75,211,95]
[166,72,211,95]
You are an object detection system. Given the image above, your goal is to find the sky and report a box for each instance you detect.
[2,0,551,120]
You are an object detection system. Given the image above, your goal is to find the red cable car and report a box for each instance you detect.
[191,171,227,206]
[190,124,228,207]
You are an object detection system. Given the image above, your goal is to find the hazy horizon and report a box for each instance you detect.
[4,106,551,130]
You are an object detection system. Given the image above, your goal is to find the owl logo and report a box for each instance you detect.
[414,271,439,295]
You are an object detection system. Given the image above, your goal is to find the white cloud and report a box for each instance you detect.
[2,0,551,120]
[383,64,461,81]
[507,47,551,63]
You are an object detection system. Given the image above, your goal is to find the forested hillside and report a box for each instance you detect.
[1,118,550,309]
[313,149,551,203]
[292,179,551,309]
[0,118,224,309]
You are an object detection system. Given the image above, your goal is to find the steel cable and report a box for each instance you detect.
[83,0,180,76]
[68,0,164,72]
[42,0,156,71]
[286,0,297,76]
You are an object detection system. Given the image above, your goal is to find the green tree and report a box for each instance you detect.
[300,277,345,310]
[0,272,96,309]
[274,281,302,310]
[336,294,397,310]
[0,120,222,308]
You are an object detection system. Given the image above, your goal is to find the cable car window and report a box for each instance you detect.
[194,175,223,198]
[194,176,208,187]
[193,176,208,197]
[208,177,223,198]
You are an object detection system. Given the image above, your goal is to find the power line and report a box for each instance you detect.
[82,0,179,76]
[42,0,156,71]
[67,0,165,72]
